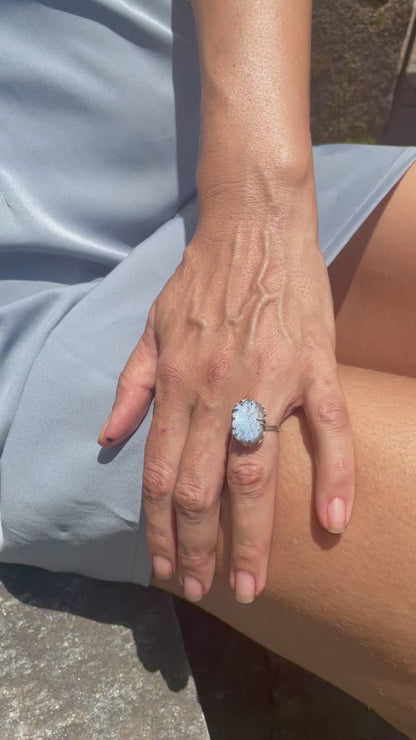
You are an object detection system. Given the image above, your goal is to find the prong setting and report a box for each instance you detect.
[231,399,266,446]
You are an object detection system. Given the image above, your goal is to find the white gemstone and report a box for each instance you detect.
[231,399,265,446]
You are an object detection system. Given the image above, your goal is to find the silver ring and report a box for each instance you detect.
[231,399,280,447]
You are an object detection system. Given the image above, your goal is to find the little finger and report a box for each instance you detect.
[305,374,355,534]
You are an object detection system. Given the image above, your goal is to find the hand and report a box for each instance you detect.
[98,187,355,604]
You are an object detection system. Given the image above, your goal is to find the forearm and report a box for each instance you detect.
[191,0,314,214]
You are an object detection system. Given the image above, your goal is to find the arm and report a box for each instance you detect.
[99,0,355,604]
[192,0,314,213]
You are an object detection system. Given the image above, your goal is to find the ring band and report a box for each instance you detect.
[231,399,280,447]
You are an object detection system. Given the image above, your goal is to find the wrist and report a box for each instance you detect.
[196,144,317,229]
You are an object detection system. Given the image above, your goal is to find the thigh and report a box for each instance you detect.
[153,364,416,737]
[328,162,416,377]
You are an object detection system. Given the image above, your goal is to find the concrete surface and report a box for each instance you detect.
[382,10,416,144]
[0,566,209,740]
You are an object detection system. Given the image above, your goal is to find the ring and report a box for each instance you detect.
[231,399,280,447]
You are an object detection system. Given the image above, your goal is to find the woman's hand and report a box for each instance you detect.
[98,0,355,605]
[98,179,355,604]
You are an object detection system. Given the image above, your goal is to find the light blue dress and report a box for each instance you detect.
[1,0,416,585]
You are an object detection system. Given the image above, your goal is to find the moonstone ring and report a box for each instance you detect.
[231,399,280,447]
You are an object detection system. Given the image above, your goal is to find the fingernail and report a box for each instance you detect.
[327,497,346,534]
[235,572,255,604]
[183,576,204,602]
[97,414,112,445]
[152,556,173,580]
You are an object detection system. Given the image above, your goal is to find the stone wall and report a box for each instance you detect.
[311,0,414,143]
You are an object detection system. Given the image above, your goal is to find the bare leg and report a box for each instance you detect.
[328,162,416,377]
[153,364,416,737]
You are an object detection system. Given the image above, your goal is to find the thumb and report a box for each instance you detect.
[98,304,158,446]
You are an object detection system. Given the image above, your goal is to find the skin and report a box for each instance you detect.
[329,162,416,377]
[98,0,356,606]
[153,165,416,737]
[94,0,416,731]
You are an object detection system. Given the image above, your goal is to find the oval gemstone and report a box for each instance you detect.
[231,399,265,446]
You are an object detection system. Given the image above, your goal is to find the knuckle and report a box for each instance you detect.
[315,399,349,432]
[145,520,170,542]
[301,338,337,382]
[142,463,173,506]
[196,395,222,418]
[179,553,211,571]
[254,348,271,377]
[299,334,328,366]
[329,456,355,485]
[204,354,230,390]
[174,480,209,519]
[157,361,184,393]
[146,527,172,556]
[233,540,265,563]
[228,460,268,492]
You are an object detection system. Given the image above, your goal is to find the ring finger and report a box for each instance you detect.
[227,398,282,604]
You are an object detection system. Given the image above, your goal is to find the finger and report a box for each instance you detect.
[97,306,158,446]
[305,373,355,534]
[174,402,230,602]
[227,410,280,605]
[143,393,190,582]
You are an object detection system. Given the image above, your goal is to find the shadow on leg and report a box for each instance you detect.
[329,162,416,378]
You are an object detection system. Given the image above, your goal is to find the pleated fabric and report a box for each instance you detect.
[1,0,415,584]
